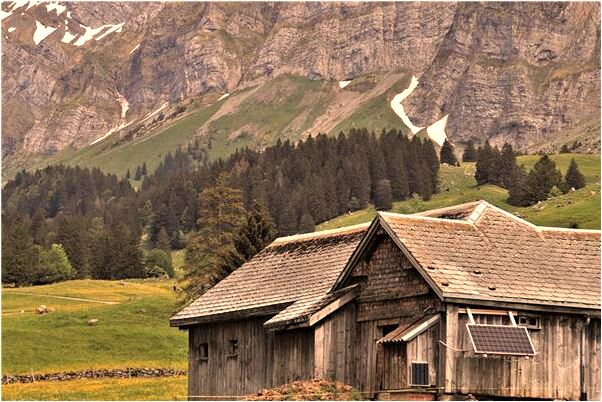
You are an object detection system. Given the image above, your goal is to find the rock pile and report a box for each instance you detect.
[1,368,186,384]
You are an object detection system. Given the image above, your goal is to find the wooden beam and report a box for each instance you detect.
[308,286,359,327]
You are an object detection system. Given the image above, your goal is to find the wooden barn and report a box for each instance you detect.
[170,200,601,400]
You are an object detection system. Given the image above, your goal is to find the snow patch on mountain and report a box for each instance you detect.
[95,22,123,41]
[73,22,124,46]
[426,114,448,146]
[45,2,65,15]
[218,93,230,101]
[8,26,16,32]
[338,80,352,89]
[116,92,129,118]
[61,30,76,44]
[129,43,140,55]
[390,75,449,145]
[33,20,56,45]
[390,76,424,135]
[139,102,169,124]
[90,123,126,145]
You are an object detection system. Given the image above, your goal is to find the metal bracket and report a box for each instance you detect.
[466,307,476,325]
[508,311,517,326]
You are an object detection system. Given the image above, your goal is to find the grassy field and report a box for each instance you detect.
[2,377,187,401]
[2,279,188,400]
[318,154,600,231]
[2,279,187,376]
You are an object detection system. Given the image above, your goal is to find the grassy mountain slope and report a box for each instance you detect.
[4,73,418,180]
[318,154,601,231]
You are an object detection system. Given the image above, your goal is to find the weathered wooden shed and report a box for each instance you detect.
[170,200,601,400]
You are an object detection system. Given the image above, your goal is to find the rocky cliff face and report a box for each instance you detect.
[1,1,599,164]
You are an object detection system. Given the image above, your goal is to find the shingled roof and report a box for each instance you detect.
[170,223,369,327]
[335,200,601,311]
[171,200,601,328]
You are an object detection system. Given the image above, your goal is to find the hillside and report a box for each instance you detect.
[2,2,600,179]
[1,279,187,400]
[318,154,601,231]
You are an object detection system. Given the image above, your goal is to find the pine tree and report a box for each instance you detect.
[507,165,531,207]
[183,173,245,298]
[141,162,148,176]
[564,158,586,191]
[1,219,41,285]
[498,143,517,189]
[525,155,563,204]
[156,227,172,251]
[134,165,142,180]
[462,140,477,162]
[440,140,459,166]
[374,179,393,210]
[475,141,500,186]
[125,169,131,180]
[298,213,316,233]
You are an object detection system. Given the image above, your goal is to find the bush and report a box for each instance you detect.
[35,244,73,285]
[144,249,174,278]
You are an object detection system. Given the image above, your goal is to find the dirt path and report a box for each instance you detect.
[5,292,120,305]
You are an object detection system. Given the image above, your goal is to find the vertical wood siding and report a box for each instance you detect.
[444,306,601,400]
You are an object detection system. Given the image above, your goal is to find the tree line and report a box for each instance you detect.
[2,128,441,287]
[465,141,587,207]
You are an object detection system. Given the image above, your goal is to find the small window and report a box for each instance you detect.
[381,324,398,337]
[228,339,238,358]
[411,362,429,386]
[518,315,541,330]
[198,343,208,362]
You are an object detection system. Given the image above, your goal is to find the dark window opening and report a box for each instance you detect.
[198,343,208,362]
[517,315,541,330]
[411,362,429,386]
[228,339,238,358]
[381,324,398,337]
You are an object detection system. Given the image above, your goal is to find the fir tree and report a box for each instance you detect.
[1,218,41,285]
[498,143,517,189]
[525,155,563,204]
[440,140,459,166]
[462,140,477,162]
[183,173,245,298]
[36,244,73,284]
[156,227,172,251]
[125,169,131,180]
[564,158,586,190]
[134,165,142,180]
[141,162,148,176]
[374,179,393,211]
[507,165,531,207]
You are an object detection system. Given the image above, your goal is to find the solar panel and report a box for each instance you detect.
[466,324,536,356]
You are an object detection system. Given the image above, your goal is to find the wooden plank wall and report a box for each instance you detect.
[188,318,272,399]
[443,306,602,400]
[405,322,439,387]
[584,318,601,400]
[340,235,441,397]
[272,327,315,386]
[313,302,357,384]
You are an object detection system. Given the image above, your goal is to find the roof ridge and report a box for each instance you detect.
[270,222,370,245]
[378,210,474,225]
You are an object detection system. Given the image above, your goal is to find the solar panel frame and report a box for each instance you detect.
[466,324,536,356]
